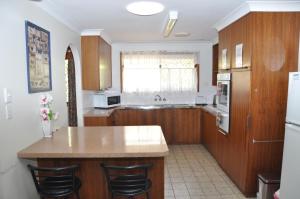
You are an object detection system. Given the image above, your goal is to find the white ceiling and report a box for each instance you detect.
[35,0,299,43]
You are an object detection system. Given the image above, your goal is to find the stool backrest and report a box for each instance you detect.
[101,163,153,195]
[28,164,79,196]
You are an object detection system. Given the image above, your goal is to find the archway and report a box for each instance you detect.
[65,47,78,126]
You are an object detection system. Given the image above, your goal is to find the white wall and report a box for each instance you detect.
[0,1,81,198]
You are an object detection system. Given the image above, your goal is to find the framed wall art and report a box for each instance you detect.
[25,20,52,93]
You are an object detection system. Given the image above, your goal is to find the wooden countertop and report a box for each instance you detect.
[18,126,169,159]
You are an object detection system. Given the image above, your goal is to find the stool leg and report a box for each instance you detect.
[76,192,81,199]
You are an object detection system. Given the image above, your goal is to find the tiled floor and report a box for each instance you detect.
[165,145,255,199]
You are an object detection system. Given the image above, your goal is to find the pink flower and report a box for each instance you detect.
[41,114,48,121]
[40,95,48,105]
[40,94,53,105]
[40,107,50,115]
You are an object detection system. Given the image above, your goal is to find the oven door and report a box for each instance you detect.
[216,80,230,112]
[216,111,230,134]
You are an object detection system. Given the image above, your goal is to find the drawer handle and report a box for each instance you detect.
[252,139,283,144]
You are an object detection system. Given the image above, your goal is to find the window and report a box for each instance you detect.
[121,51,198,93]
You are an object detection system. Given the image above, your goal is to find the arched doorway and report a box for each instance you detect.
[65,47,78,126]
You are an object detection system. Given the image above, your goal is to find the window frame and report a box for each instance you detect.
[120,52,200,93]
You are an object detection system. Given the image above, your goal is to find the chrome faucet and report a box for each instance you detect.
[154,94,162,101]
[154,94,167,102]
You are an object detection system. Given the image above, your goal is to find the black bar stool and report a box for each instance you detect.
[28,164,81,199]
[101,163,153,199]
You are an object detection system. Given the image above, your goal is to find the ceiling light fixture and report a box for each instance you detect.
[163,11,178,37]
[126,1,164,16]
[175,32,190,37]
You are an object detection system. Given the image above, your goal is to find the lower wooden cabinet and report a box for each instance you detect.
[84,108,202,145]
[84,116,112,126]
[202,111,218,157]
[173,109,201,144]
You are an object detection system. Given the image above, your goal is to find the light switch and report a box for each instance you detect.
[5,104,12,119]
[3,88,12,104]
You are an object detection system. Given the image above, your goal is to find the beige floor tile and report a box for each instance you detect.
[165,145,250,199]
[216,186,234,195]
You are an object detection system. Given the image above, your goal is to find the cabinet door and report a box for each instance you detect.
[81,36,100,90]
[218,26,231,70]
[113,109,138,126]
[174,109,201,144]
[99,38,112,90]
[212,44,219,86]
[155,109,174,144]
[202,111,218,158]
[230,15,251,69]
[84,116,112,126]
[227,70,250,189]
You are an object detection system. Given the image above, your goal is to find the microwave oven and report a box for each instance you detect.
[93,92,121,108]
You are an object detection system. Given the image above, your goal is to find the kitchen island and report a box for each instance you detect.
[18,126,168,199]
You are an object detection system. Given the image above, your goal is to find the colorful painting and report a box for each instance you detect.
[25,21,52,93]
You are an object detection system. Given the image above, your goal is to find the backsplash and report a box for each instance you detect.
[82,86,217,111]
[121,92,198,105]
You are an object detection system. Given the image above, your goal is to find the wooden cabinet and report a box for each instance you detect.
[173,109,202,144]
[212,44,219,86]
[89,108,201,145]
[230,15,251,69]
[201,110,230,171]
[84,116,112,126]
[81,36,112,90]
[215,12,300,196]
[218,26,231,70]
[202,110,218,158]
[226,71,251,192]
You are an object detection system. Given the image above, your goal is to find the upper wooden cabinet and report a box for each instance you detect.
[212,44,219,86]
[218,15,251,70]
[81,36,112,90]
[218,26,231,70]
[230,15,251,69]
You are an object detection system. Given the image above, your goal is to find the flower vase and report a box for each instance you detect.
[42,120,53,138]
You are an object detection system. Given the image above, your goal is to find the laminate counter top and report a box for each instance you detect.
[84,104,204,117]
[201,105,218,116]
[18,126,169,159]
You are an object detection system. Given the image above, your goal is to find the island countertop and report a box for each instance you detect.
[18,126,169,159]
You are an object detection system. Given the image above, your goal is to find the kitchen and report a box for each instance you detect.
[0,0,300,199]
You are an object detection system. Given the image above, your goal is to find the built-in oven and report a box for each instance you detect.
[216,73,231,112]
[216,73,231,134]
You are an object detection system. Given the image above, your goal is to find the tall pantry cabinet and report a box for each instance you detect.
[218,12,300,196]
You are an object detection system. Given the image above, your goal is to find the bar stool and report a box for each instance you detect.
[101,163,153,199]
[28,164,81,199]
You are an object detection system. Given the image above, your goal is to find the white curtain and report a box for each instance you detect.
[122,51,198,93]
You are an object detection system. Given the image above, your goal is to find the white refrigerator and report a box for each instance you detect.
[280,72,300,199]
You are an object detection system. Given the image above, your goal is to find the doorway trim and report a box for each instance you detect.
[68,44,83,126]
